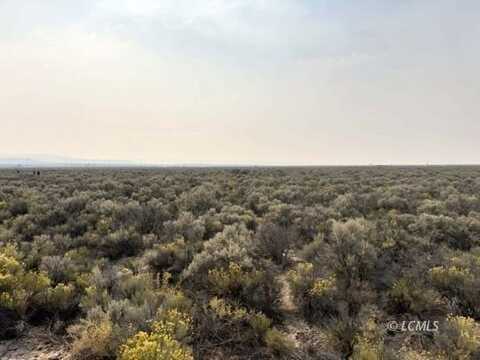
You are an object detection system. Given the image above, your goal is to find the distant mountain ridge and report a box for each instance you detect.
[0,155,252,168]
[0,155,141,168]
[1,155,477,168]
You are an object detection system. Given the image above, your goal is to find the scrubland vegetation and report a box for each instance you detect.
[1,166,480,359]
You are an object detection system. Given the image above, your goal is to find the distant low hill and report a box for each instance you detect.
[0,155,141,168]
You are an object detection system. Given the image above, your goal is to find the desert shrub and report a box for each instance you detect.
[199,209,225,239]
[143,238,194,276]
[2,165,480,358]
[208,262,261,296]
[0,245,51,316]
[69,307,116,359]
[80,267,174,313]
[208,260,279,316]
[110,201,142,231]
[193,297,290,358]
[417,199,448,216]
[45,283,78,315]
[119,309,193,360]
[137,199,172,235]
[287,263,338,319]
[72,269,192,359]
[40,255,76,284]
[388,278,446,316]
[333,193,361,218]
[98,228,143,259]
[318,220,379,317]
[299,234,324,263]
[351,310,385,360]
[326,306,385,358]
[65,217,89,237]
[326,219,378,285]
[207,262,278,314]
[287,262,316,296]
[308,276,338,314]
[9,199,29,217]
[291,205,333,242]
[38,207,68,228]
[446,194,480,216]
[434,315,480,359]
[327,315,359,356]
[21,234,56,269]
[429,265,472,294]
[62,194,88,215]
[429,250,480,318]
[162,213,206,244]
[255,222,297,266]
[182,224,256,282]
[178,184,218,215]
[378,195,410,213]
[183,225,280,315]
[207,205,257,231]
[264,328,295,356]
[263,202,296,228]
[409,214,473,250]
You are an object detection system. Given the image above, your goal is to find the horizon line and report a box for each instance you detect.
[2,163,480,169]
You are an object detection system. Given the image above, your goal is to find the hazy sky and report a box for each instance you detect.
[1,0,479,165]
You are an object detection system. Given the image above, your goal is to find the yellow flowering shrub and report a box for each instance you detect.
[208,296,291,354]
[119,309,193,360]
[46,283,76,312]
[0,245,51,315]
[309,276,337,297]
[429,265,473,289]
[207,262,262,296]
[209,296,248,321]
[155,308,191,341]
[287,263,339,318]
[287,262,315,294]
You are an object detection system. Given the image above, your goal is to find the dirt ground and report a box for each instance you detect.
[0,326,68,360]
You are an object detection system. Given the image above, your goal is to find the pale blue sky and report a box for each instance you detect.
[1,0,479,165]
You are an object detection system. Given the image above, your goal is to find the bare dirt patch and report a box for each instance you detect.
[0,326,68,360]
